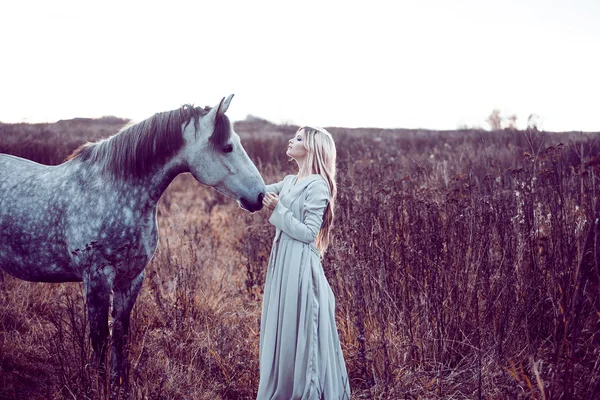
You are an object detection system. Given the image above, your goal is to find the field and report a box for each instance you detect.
[1,116,599,399]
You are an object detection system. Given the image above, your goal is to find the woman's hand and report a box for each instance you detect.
[263,192,279,210]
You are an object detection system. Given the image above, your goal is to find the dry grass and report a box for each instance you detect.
[1,118,600,399]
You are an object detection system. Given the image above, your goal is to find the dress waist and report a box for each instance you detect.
[277,233,321,258]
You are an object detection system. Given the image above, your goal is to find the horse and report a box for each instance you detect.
[0,94,265,394]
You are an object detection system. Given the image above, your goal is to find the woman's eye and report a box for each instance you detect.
[223,144,233,153]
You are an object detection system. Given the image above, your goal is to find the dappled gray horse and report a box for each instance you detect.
[0,95,265,392]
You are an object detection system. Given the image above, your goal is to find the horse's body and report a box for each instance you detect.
[0,154,157,283]
[0,95,265,394]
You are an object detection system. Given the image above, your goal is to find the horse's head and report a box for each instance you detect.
[182,95,265,212]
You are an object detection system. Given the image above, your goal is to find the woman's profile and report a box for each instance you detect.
[258,126,350,399]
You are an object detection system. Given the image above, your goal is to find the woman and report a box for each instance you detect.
[258,126,350,399]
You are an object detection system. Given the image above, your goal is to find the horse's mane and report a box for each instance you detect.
[67,104,231,179]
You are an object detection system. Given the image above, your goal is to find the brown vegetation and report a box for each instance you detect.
[1,118,599,399]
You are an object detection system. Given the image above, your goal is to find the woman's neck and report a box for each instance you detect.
[296,161,312,179]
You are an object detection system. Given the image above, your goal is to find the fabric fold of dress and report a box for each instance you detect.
[257,174,350,400]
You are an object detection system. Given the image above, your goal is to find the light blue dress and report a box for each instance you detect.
[257,174,351,400]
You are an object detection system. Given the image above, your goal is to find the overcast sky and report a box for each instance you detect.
[1,0,598,131]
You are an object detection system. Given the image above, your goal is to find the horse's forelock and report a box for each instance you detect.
[208,113,232,151]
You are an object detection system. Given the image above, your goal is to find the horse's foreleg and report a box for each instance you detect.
[83,270,111,374]
[83,271,110,367]
[110,270,145,394]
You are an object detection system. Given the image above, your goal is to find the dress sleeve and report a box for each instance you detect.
[265,176,288,195]
[269,179,329,244]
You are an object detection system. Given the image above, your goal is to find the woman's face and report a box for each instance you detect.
[286,129,308,161]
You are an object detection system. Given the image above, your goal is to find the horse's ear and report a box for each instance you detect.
[206,94,234,127]
[206,98,223,126]
[217,94,234,116]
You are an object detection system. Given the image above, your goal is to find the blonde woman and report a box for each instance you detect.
[258,126,350,399]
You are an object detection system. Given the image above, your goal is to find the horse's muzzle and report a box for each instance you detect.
[240,192,264,212]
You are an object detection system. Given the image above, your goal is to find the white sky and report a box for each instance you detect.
[0,0,599,131]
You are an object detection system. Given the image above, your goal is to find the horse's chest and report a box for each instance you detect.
[90,220,156,258]
[69,201,158,268]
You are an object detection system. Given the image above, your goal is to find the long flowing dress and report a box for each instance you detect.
[257,174,351,400]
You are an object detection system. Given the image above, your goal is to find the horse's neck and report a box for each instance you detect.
[85,155,187,207]
[141,157,188,204]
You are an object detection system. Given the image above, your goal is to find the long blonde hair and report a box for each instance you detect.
[298,126,337,254]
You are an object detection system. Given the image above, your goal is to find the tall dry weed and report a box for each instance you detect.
[1,120,599,399]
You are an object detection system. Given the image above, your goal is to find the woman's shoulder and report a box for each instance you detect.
[306,175,330,194]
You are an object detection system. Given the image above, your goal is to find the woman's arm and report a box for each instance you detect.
[269,179,329,243]
[264,176,289,195]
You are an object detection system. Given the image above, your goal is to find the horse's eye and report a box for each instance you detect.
[223,144,233,153]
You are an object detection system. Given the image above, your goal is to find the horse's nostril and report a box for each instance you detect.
[258,192,265,204]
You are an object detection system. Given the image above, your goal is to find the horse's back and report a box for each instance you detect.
[0,153,61,211]
[0,153,54,185]
[0,153,50,168]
